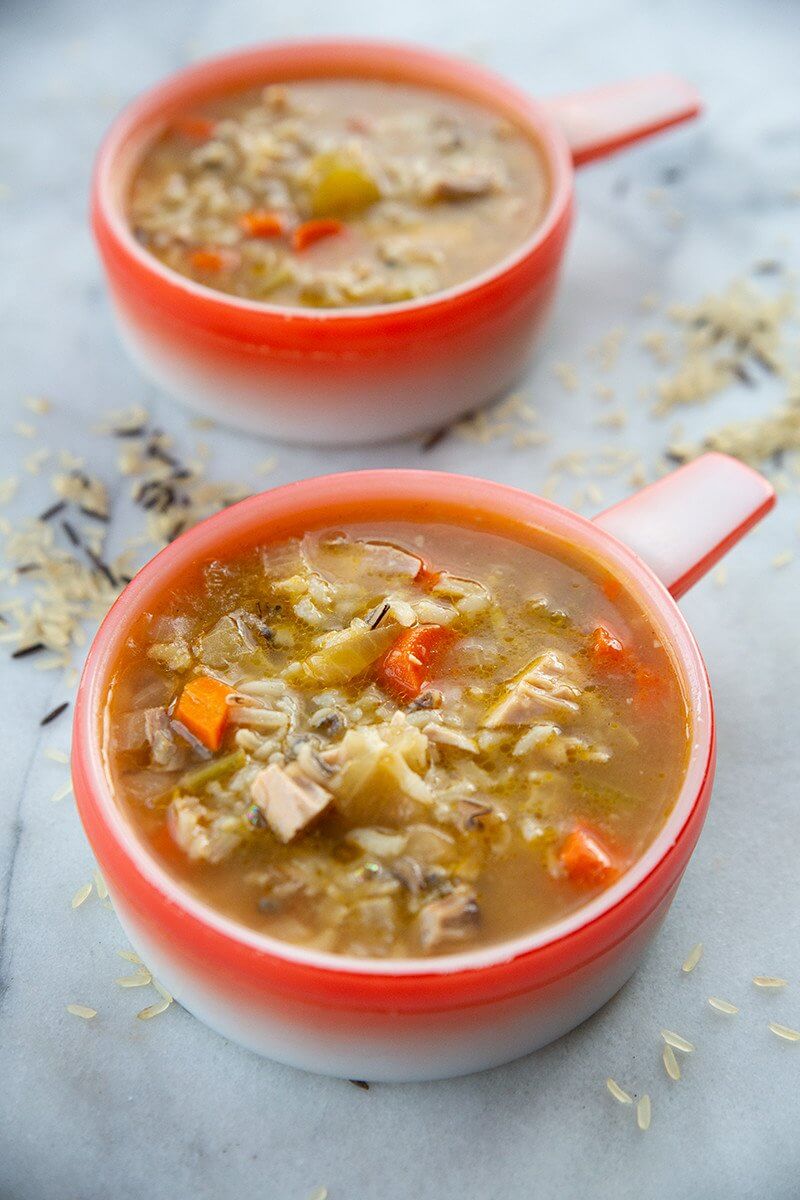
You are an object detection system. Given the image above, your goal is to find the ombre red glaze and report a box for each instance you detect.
[91,42,700,442]
[72,461,772,1078]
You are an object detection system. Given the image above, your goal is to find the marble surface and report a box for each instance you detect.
[1,0,799,1197]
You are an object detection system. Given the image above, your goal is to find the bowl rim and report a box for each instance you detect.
[91,36,575,325]
[73,469,714,981]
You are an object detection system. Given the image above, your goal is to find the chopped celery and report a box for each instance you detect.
[178,749,246,794]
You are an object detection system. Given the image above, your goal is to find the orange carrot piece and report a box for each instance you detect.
[415,562,441,588]
[172,115,216,140]
[587,625,631,673]
[377,625,456,702]
[239,210,285,238]
[560,826,619,887]
[173,676,234,751]
[188,249,226,272]
[292,218,344,252]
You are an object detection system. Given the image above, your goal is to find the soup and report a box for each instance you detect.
[127,79,548,308]
[104,520,689,958]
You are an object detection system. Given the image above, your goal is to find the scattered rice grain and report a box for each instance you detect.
[769,1022,800,1042]
[753,976,788,989]
[681,942,704,973]
[49,780,73,803]
[708,996,739,1014]
[662,1043,681,1080]
[71,881,93,909]
[66,1004,97,1020]
[136,998,172,1020]
[661,1029,695,1053]
[116,970,153,988]
[606,1078,633,1104]
[636,1094,651,1130]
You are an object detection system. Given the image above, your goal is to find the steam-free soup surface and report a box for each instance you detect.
[128,79,548,307]
[105,522,689,958]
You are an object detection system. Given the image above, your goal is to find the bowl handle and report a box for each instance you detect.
[542,75,701,166]
[592,453,775,599]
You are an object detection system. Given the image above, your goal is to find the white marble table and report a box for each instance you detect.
[1,1,799,1196]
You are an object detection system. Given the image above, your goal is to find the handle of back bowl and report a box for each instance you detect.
[542,74,701,166]
[592,452,776,598]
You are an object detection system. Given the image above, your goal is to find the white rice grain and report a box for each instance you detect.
[44,748,69,764]
[71,881,93,909]
[137,998,172,1020]
[754,976,788,989]
[769,1022,800,1042]
[49,781,73,803]
[708,996,739,1014]
[681,942,704,973]
[661,1029,695,1053]
[93,870,108,900]
[636,1094,651,1131]
[116,948,142,964]
[662,1043,681,1080]
[306,1189,328,1200]
[116,971,153,988]
[66,1004,97,1020]
[606,1078,633,1104]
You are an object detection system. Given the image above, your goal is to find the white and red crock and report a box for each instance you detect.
[72,454,773,1080]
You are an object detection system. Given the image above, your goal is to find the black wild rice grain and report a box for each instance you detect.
[12,642,46,659]
[38,500,66,522]
[40,701,69,727]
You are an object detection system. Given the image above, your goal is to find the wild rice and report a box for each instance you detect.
[136,998,172,1020]
[768,1022,800,1042]
[661,1029,695,1053]
[753,976,788,989]
[662,1043,681,1080]
[606,1078,633,1104]
[681,942,704,973]
[708,997,739,1014]
[636,1094,651,1131]
[71,881,93,909]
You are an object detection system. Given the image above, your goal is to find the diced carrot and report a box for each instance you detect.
[415,562,441,588]
[173,675,234,751]
[292,218,344,252]
[559,826,619,887]
[188,249,226,272]
[172,115,216,140]
[377,625,456,702]
[239,210,284,238]
[587,625,631,673]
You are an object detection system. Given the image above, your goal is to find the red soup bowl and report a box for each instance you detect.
[72,453,773,1081]
[91,40,701,443]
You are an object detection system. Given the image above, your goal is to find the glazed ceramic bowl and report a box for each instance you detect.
[91,40,701,443]
[72,453,773,1081]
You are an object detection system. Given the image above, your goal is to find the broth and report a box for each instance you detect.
[128,79,548,308]
[104,520,689,958]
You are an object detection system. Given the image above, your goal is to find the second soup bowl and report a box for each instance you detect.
[92,39,700,442]
[71,453,773,1080]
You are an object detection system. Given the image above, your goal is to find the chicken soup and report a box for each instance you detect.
[128,79,548,308]
[104,521,689,958]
